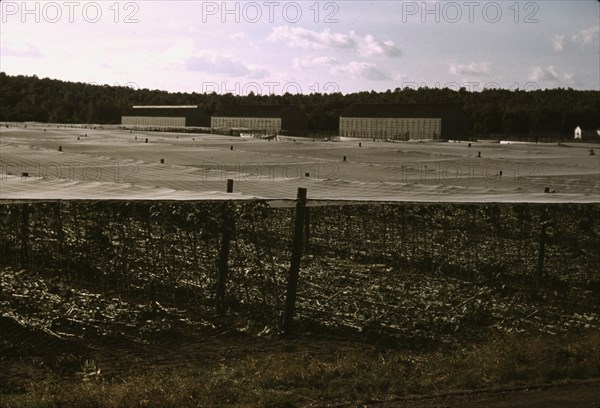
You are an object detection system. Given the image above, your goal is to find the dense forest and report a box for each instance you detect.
[1,72,598,136]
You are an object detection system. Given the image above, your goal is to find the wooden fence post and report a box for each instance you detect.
[283,187,308,336]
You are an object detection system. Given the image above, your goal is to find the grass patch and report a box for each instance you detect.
[2,331,599,407]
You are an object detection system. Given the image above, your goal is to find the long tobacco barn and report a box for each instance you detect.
[121,105,210,128]
[339,104,470,140]
[211,105,308,136]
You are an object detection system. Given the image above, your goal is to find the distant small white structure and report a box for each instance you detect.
[574,126,582,140]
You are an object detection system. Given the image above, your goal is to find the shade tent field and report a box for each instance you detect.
[121,106,211,128]
[0,125,598,202]
[211,105,308,136]
[339,103,470,140]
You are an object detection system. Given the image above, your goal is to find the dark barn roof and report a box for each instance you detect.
[213,105,308,134]
[341,103,470,138]
[122,106,210,127]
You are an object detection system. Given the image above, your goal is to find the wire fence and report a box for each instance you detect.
[1,200,598,333]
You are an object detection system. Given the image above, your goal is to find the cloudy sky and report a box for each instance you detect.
[1,1,599,94]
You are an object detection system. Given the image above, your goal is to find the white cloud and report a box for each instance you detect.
[246,66,269,79]
[268,27,401,58]
[359,35,402,57]
[331,61,392,81]
[552,34,565,51]
[562,72,575,84]
[268,26,355,49]
[292,56,339,70]
[572,24,600,46]
[528,65,558,82]
[227,32,247,41]
[166,20,187,30]
[291,56,398,82]
[449,61,492,76]
[554,25,599,52]
[165,19,198,33]
[528,65,574,84]
[184,51,268,78]
[1,40,43,58]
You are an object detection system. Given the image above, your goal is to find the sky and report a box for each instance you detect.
[1,0,599,95]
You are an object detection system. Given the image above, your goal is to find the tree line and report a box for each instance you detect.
[1,72,598,135]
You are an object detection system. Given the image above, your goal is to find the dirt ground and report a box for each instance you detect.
[3,301,599,407]
[3,307,599,407]
[375,380,600,407]
[1,124,598,201]
[1,265,599,406]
